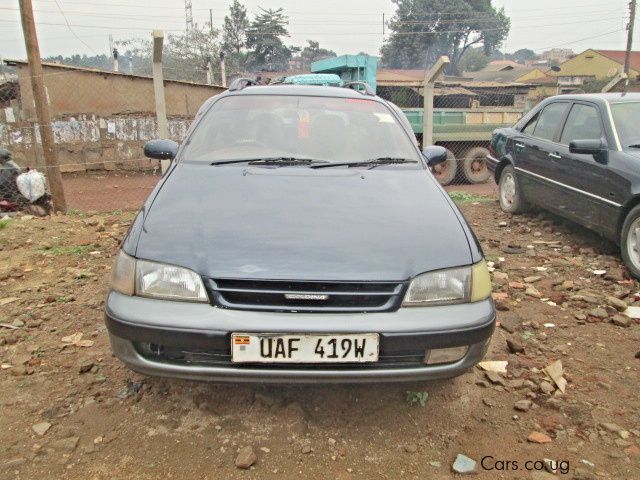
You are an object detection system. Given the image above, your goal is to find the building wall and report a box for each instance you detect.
[549,49,639,80]
[15,63,225,120]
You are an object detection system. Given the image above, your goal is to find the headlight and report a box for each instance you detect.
[110,250,207,302]
[402,260,491,306]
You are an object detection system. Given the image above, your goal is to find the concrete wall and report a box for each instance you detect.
[15,63,226,120]
[0,116,192,173]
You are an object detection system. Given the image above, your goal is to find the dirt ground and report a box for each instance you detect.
[1,193,639,480]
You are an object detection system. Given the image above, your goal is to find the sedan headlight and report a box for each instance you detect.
[402,260,491,306]
[111,250,208,302]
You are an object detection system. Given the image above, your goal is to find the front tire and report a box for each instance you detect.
[620,205,640,279]
[498,165,529,214]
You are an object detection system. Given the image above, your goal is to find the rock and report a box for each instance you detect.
[451,454,477,474]
[527,431,552,444]
[235,446,257,469]
[492,271,509,285]
[525,286,542,298]
[500,315,521,333]
[51,436,79,452]
[539,381,555,394]
[605,296,627,311]
[524,275,542,283]
[611,315,631,328]
[635,351,640,359]
[506,338,524,354]
[514,400,533,412]
[32,422,52,436]
[403,443,418,453]
[573,468,596,480]
[485,371,506,386]
[79,360,95,374]
[2,458,26,469]
[509,281,525,290]
[301,445,313,454]
[588,307,609,320]
[600,422,623,433]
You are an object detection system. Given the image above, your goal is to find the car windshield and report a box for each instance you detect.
[610,101,640,149]
[181,95,421,165]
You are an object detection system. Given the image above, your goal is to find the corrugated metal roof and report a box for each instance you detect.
[595,50,640,72]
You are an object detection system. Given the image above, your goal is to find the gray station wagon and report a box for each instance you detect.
[105,80,495,383]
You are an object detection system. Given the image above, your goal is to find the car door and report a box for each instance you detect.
[552,101,625,234]
[512,102,571,212]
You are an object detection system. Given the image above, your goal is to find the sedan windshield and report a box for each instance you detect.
[610,102,640,149]
[181,95,421,165]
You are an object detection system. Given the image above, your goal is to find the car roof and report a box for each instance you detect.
[221,84,385,101]
[548,92,640,104]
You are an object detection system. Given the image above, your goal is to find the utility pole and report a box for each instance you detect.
[184,0,194,31]
[18,0,67,212]
[210,8,214,34]
[624,0,636,88]
[423,56,450,148]
[220,52,227,87]
[152,30,170,174]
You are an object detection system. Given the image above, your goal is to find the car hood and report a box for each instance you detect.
[135,164,472,281]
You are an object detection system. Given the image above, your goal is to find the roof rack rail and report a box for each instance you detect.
[228,77,259,91]
[342,81,375,96]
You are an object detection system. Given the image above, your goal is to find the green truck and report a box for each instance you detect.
[400,107,524,185]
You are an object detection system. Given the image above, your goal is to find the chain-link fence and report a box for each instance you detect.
[0,60,553,215]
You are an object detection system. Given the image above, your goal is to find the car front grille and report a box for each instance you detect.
[206,279,406,313]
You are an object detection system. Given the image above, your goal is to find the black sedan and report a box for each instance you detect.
[487,93,640,278]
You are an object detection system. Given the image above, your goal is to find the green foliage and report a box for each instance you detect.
[246,8,292,71]
[448,191,490,203]
[0,218,11,230]
[581,78,611,93]
[511,48,536,64]
[297,41,337,70]
[223,0,250,54]
[41,244,95,256]
[406,390,429,407]
[381,0,510,75]
[459,47,490,73]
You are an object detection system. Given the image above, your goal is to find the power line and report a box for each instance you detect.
[51,0,97,54]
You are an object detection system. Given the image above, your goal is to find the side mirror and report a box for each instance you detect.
[569,139,608,164]
[143,139,179,160]
[422,145,448,167]
[569,139,605,155]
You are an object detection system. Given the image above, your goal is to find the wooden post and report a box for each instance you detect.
[422,56,450,148]
[18,0,67,212]
[220,52,227,87]
[152,30,170,173]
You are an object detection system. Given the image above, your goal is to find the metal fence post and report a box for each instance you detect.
[422,56,450,148]
[152,30,170,174]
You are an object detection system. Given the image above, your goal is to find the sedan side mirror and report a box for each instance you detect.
[144,139,179,160]
[569,139,608,164]
[569,139,606,155]
[422,145,448,167]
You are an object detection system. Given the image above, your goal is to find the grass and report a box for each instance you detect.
[0,218,12,230]
[406,391,429,407]
[40,244,96,256]
[448,191,492,204]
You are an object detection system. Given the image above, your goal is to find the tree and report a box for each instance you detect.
[512,48,536,64]
[222,0,249,54]
[458,46,490,72]
[297,41,337,69]
[246,8,291,71]
[380,0,510,75]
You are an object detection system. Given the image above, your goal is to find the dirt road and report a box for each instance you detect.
[0,196,638,479]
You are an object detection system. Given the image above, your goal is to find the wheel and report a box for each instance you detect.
[498,165,529,213]
[620,204,640,279]
[430,149,457,186]
[462,147,491,184]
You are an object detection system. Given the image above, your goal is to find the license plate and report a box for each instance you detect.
[231,333,379,363]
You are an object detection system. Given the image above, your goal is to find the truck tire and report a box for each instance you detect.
[462,147,491,184]
[430,149,457,186]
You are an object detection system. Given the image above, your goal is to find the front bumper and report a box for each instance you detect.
[486,154,500,174]
[105,291,495,383]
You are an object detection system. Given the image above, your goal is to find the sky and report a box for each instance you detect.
[0,0,634,60]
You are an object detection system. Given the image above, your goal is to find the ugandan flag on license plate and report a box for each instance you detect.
[234,336,250,345]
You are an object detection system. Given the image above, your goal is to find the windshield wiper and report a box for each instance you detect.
[628,144,640,148]
[309,157,418,169]
[210,157,327,166]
